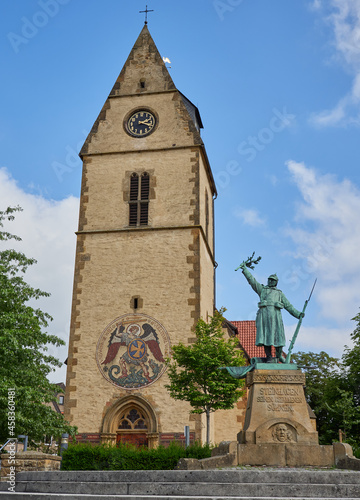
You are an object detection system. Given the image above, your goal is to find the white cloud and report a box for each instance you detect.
[268,174,279,187]
[284,324,353,356]
[284,160,360,327]
[0,168,79,382]
[310,0,360,126]
[308,0,322,12]
[310,98,347,127]
[234,207,266,227]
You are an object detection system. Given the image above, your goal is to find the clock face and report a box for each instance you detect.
[127,110,156,137]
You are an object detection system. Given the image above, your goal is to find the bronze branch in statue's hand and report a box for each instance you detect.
[235,252,262,271]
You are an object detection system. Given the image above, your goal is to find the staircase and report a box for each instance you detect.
[0,468,360,499]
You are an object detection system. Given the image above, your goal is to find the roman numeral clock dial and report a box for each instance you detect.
[127,110,156,137]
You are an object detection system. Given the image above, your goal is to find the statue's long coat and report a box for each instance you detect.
[242,267,302,347]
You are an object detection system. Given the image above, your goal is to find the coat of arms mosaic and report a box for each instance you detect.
[96,313,171,389]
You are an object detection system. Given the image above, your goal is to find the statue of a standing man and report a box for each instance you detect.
[239,262,304,362]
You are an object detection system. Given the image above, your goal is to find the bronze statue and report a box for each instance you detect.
[237,254,304,363]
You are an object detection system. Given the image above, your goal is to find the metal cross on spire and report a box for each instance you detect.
[139,5,154,25]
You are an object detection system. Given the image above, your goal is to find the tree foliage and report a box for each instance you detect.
[292,350,342,444]
[0,207,76,444]
[293,316,360,449]
[342,310,360,405]
[165,308,246,444]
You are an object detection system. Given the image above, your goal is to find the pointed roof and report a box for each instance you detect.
[80,25,206,157]
[109,24,176,97]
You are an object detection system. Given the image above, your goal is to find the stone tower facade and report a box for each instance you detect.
[64,25,243,447]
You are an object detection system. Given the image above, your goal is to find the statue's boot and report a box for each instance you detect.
[264,345,273,363]
[276,347,286,363]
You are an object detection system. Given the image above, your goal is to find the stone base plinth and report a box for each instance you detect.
[237,443,334,467]
[0,452,61,482]
[201,441,359,469]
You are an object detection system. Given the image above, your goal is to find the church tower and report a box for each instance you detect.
[64,25,221,446]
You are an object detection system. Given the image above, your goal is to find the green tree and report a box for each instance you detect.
[326,389,360,448]
[165,308,246,444]
[342,310,360,405]
[340,310,360,448]
[292,350,341,444]
[0,207,76,444]
[293,342,360,451]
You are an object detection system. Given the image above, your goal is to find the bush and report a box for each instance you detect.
[61,441,212,471]
[342,437,360,460]
[351,443,360,459]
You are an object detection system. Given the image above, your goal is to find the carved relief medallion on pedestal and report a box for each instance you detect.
[96,314,171,390]
[271,423,296,443]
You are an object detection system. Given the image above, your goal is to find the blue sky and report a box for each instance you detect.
[1,0,360,381]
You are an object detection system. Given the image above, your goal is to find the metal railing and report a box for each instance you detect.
[0,438,17,454]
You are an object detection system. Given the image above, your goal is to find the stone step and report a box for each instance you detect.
[0,468,358,499]
[6,496,360,500]
[12,469,360,484]
[1,496,360,500]
[7,480,360,498]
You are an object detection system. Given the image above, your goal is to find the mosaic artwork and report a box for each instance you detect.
[96,314,171,389]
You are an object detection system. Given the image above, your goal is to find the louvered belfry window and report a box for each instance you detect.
[129,172,150,226]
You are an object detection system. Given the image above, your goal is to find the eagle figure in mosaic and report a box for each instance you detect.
[101,322,165,385]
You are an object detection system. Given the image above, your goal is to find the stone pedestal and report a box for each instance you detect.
[197,368,359,469]
[238,368,318,446]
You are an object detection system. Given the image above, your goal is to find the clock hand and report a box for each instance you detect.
[138,119,152,125]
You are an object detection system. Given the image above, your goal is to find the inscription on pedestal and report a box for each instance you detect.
[247,371,306,385]
[256,386,302,413]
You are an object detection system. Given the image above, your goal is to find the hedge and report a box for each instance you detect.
[61,441,212,470]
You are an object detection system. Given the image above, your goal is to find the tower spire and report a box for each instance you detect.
[139,5,154,25]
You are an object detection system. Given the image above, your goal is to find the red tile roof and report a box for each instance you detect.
[231,320,277,360]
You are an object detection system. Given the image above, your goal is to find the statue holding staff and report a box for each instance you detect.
[236,253,304,363]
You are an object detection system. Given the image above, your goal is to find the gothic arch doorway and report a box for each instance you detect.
[101,395,159,448]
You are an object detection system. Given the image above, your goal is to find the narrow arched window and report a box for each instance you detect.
[129,172,150,226]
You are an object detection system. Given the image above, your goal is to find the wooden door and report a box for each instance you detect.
[117,433,148,447]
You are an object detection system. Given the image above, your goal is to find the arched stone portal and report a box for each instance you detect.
[100,395,159,448]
